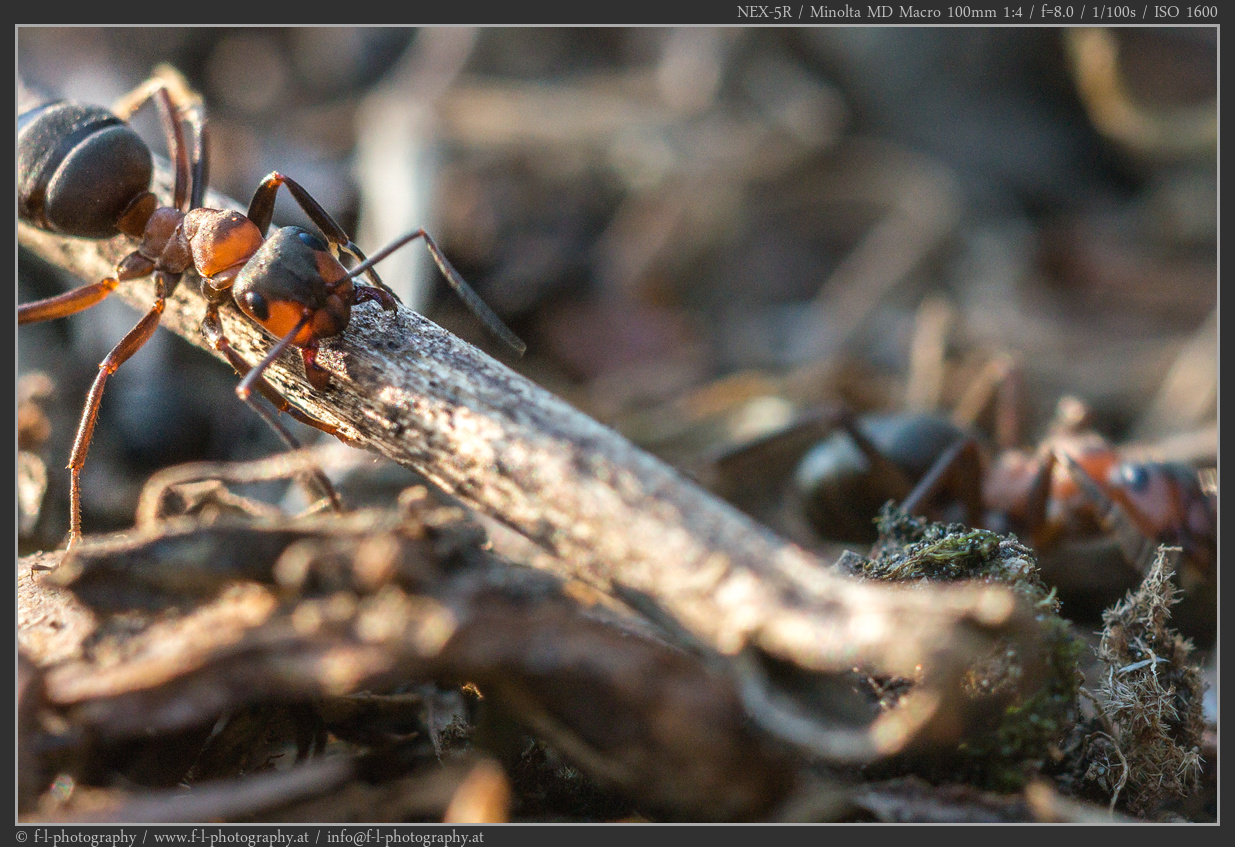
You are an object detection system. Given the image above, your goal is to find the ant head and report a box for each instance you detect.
[1107,461,1217,550]
[232,226,353,346]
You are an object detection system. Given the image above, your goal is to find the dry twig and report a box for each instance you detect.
[20,159,1043,759]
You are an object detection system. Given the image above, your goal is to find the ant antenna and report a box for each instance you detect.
[344,227,526,356]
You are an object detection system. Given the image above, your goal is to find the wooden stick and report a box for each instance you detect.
[19,163,1036,754]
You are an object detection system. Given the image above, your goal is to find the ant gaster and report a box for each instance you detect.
[18,66,524,549]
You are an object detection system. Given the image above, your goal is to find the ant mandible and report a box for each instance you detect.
[18,66,524,550]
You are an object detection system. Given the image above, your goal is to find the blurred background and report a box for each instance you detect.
[17,27,1217,612]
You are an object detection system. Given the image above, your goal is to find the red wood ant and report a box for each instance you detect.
[794,387,1216,634]
[18,66,524,549]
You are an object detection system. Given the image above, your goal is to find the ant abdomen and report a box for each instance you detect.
[796,412,970,543]
[18,101,153,239]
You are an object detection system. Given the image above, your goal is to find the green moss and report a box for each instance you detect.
[865,506,1048,596]
[858,505,1085,790]
[960,615,1087,790]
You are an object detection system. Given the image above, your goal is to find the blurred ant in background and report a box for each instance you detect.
[18,65,523,549]
[694,350,1217,638]
[789,360,1216,637]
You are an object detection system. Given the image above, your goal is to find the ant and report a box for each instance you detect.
[793,372,1216,633]
[18,66,524,550]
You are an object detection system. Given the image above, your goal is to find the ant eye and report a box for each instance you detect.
[1116,463,1150,491]
[241,289,269,321]
[296,230,328,252]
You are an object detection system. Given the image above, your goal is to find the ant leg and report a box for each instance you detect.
[298,344,333,393]
[241,397,344,514]
[189,121,209,211]
[247,173,340,238]
[155,64,208,211]
[199,301,343,513]
[200,303,348,440]
[63,273,171,548]
[111,66,205,213]
[110,65,203,123]
[19,278,121,325]
[1014,451,1057,546]
[112,84,189,212]
[833,411,917,503]
[903,295,954,414]
[900,437,984,527]
[951,355,1023,450]
[991,369,1025,452]
[20,253,158,325]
